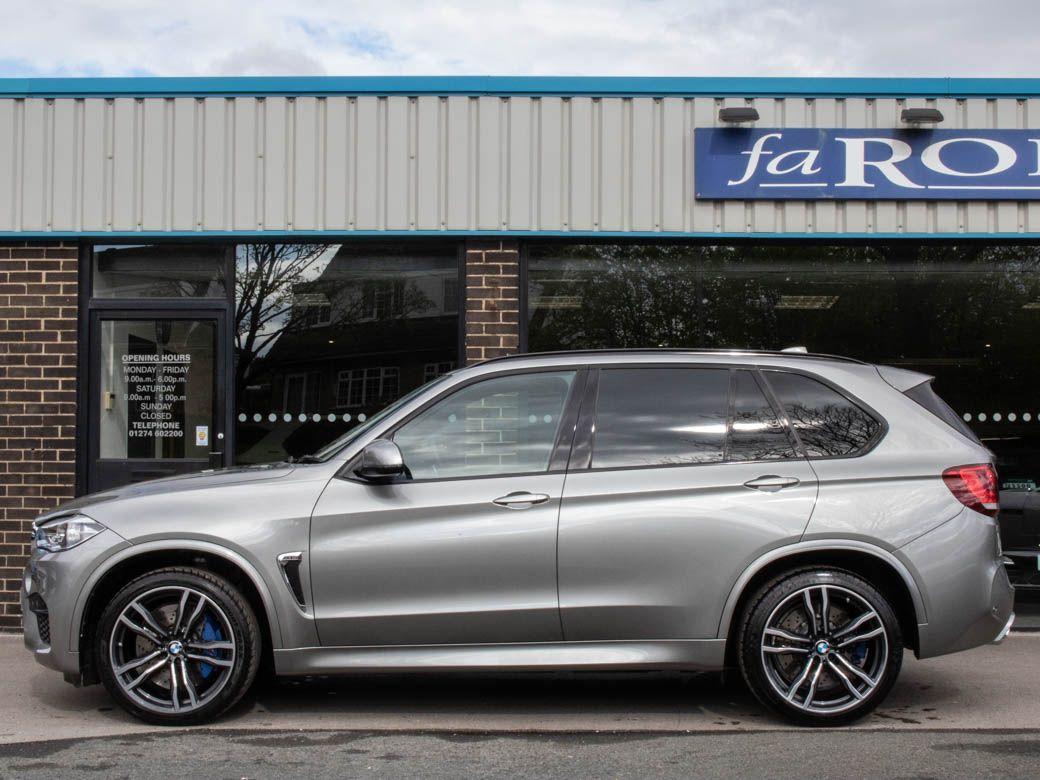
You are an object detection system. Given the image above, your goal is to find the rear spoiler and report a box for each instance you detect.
[875,364,934,392]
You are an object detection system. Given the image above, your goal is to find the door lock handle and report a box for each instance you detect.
[492,491,550,508]
[743,475,801,492]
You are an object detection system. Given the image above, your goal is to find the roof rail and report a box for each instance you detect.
[479,348,869,366]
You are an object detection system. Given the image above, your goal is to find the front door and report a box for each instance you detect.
[87,311,229,492]
[310,369,583,647]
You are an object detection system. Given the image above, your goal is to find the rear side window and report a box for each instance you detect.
[590,368,797,469]
[903,380,982,444]
[765,371,882,458]
[593,368,730,468]
[729,370,798,462]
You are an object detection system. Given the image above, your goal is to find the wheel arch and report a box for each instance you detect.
[719,541,927,664]
[74,541,283,685]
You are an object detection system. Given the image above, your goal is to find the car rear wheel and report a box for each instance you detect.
[738,568,903,726]
[96,566,261,725]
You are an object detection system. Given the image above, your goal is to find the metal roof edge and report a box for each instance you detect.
[2,76,1040,99]
[2,230,1040,241]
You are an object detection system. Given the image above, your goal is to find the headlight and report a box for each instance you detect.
[33,515,106,553]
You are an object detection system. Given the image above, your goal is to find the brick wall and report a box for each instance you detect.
[464,240,521,364]
[0,244,78,630]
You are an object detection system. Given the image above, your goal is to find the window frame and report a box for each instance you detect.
[724,368,802,464]
[758,367,887,461]
[442,277,459,315]
[423,361,456,383]
[574,363,800,473]
[567,362,884,474]
[283,372,308,413]
[337,366,589,484]
[335,366,401,409]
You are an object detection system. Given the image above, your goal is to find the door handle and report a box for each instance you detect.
[743,475,801,492]
[492,491,550,508]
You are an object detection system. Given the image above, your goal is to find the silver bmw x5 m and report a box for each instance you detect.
[22,349,1014,726]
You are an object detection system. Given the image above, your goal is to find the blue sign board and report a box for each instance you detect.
[694,128,1040,200]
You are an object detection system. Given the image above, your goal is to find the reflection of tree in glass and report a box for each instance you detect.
[728,408,797,461]
[783,402,880,458]
[528,243,1040,367]
[234,244,437,401]
[235,244,332,398]
[528,243,783,350]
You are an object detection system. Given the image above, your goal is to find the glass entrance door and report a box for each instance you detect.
[88,312,228,492]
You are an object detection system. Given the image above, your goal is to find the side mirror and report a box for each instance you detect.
[354,439,406,482]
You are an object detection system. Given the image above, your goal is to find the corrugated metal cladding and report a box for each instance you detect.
[3,94,1040,236]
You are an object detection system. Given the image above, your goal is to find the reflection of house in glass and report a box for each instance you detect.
[234,243,458,464]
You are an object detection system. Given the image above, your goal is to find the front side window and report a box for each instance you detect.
[393,371,576,480]
[765,371,881,457]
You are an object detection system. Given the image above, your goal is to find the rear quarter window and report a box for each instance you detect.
[765,371,882,458]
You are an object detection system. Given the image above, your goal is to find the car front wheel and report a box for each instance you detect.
[738,568,903,726]
[96,566,261,725]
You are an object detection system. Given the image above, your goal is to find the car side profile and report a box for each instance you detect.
[22,349,1014,726]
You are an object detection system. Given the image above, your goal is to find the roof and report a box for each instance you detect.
[2,76,1039,99]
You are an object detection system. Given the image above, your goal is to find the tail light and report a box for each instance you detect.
[942,463,999,517]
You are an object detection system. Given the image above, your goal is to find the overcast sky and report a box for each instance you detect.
[3,1,1038,79]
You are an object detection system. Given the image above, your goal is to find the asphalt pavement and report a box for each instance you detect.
[0,633,1036,777]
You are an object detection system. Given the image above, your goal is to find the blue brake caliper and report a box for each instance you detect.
[849,642,868,665]
[197,614,223,679]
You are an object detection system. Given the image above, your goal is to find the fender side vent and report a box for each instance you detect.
[277,552,307,608]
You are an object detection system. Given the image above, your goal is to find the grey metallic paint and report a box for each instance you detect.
[22,351,1014,682]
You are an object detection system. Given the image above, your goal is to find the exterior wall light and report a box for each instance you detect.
[719,107,760,123]
[900,107,944,124]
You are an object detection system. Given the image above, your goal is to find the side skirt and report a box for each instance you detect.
[273,639,727,676]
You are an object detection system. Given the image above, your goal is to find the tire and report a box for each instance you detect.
[737,567,903,726]
[96,566,261,726]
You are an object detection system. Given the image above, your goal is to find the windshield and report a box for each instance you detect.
[304,373,455,462]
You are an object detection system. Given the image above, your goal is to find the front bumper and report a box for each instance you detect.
[21,530,130,677]
[902,508,1015,659]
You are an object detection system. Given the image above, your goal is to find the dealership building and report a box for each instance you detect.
[1,75,1038,628]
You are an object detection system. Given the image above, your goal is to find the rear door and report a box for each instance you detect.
[557,365,818,641]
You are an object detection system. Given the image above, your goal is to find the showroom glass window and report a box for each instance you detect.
[233,242,460,464]
[527,242,1040,488]
[93,244,228,298]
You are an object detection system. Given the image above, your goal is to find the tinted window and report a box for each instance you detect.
[729,371,797,461]
[93,244,227,298]
[766,371,881,457]
[593,368,730,468]
[393,371,576,479]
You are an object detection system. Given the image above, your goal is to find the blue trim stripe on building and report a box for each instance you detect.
[2,76,1040,99]
[4,230,1040,241]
